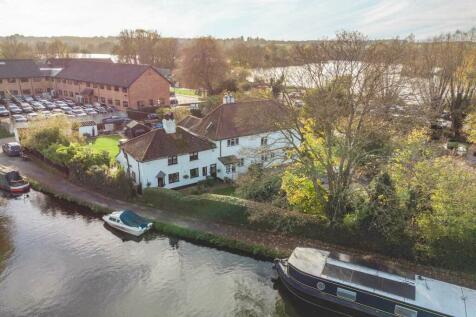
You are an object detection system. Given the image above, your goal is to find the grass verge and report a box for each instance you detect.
[153,221,285,260]
[0,126,14,139]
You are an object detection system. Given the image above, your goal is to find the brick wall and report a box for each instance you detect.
[128,67,170,109]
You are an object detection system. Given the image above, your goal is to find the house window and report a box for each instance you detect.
[115,100,120,106]
[70,92,74,97]
[261,154,268,162]
[114,86,119,91]
[149,99,154,106]
[336,288,356,302]
[107,98,113,105]
[86,82,91,87]
[238,158,244,167]
[22,89,31,95]
[227,138,239,147]
[33,77,41,82]
[225,164,236,173]
[93,83,98,88]
[189,152,198,161]
[62,79,66,83]
[106,85,111,90]
[100,85,104,89]
[168,155,178,165]
[261,137,268,146]
[100,97,106,103]
[190,168,199,178]
[58,90,63,95]
[168,172,179,184]
[394,306,418,317]
[137,100,145,107]
[202,166,207,176]
[20,78,28,83]
[123,101,129,108]
[122,87,127,93]
[7,78,15,83]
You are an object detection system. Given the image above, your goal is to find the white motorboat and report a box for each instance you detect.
[102,210,153,237]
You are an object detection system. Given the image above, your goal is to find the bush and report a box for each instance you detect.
[0,126,13,139]
[236,165,284,203]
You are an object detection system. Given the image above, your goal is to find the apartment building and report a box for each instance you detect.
[0,59,171,110]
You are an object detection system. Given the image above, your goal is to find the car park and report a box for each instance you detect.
[52,108,63,114]
[20,105,34,113]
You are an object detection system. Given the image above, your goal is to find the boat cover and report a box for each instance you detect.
[288,247,329,277]
[119,210,151,229]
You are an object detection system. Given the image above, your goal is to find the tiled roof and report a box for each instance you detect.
[46,58,113,68]
[55,60,165,87]
[0,59,44,79]
[122,127,215,161]
[179,99,286,140]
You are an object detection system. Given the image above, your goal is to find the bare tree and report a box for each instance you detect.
[175,37,230,93]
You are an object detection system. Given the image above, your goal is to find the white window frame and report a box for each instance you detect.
[227,138,239,147]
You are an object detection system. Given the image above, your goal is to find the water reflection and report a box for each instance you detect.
[0,190,345,317]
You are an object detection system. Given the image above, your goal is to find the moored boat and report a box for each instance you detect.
[102,210,153,236]
[0,165,30,194]
[274,247,476,317]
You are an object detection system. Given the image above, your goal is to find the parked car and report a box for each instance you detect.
[0,106,10,117]
[21,105,34,113]
[27,112,39,120]
[11,114,27,122]
[9,106,23,114]
[52,108,63,114]
[2,142,22,156]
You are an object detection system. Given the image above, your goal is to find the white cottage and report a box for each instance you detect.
[117,98,296,189]
[117,113,217,189]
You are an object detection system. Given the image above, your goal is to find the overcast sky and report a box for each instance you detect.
[0,0,475,40]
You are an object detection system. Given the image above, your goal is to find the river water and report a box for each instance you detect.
[0,190,345,317]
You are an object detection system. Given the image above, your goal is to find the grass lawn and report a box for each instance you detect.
[172,87,199,96]
[91,135,122,158]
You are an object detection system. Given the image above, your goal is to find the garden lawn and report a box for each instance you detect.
[172,87,199,96]
[91,135,122,158]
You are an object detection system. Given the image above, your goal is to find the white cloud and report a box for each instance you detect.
[0,0,474,39]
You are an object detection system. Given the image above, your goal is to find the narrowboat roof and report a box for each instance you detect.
[288,247,476,317]
[0,165,19,174]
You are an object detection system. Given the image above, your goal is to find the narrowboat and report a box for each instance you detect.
[274,247,476,317]
[0,165,30,194]
[102,210,153,237]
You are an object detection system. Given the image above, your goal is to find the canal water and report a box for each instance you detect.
[0,190,346,317]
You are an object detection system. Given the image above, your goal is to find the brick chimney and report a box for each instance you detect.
[162,112,176,134]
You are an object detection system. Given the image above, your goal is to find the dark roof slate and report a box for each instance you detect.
[122,127,215,161]
[55,60,160,87]
[0,59,44,79]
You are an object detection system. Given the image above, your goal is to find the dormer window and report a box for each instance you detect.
[168,155,178,165]
[189,152,199,161]
[227,138,239,147]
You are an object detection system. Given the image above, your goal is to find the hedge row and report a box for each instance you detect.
[141,188,408,259]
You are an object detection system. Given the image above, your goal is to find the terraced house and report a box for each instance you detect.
[117,97,297,189]
[0,58,171,110]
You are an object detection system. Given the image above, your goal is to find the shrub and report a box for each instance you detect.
[236,164,284,203]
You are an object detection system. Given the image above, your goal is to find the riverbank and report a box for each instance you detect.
[1,147,476,288]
